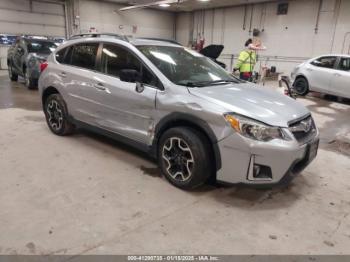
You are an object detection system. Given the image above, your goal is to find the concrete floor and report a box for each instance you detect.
[0,70,350,255]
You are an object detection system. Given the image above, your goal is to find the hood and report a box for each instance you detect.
[200,45,224,59]
[189,83,310,127]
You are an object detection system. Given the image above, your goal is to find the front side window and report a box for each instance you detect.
[101,44,141,77]
[70,43,99,70]
[338,57,350,71]
[311,56,337,69]
[101,44,158,87]
[137,45,238,87]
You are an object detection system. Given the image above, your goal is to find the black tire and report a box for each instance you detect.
[8,64,18,81]
[158,127,213,190]
[24,69,37,90]
[293,77,309,96]
[44,94,74,136]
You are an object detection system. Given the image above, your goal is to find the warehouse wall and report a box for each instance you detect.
[0,0,175,69]
[0,0,175,39]
[176,0,350,74]
[0,0,66,36]
[72,0,175,38]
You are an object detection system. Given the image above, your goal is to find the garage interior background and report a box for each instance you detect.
[0,0,349,74]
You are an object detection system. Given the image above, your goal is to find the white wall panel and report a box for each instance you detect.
[332,0,350,54]
[32,1,65,15]
[175,12,191,46]
[0,10,65,26]
[0,0,66,37]
[0,0,31,12]
[76,0,175,38]
[176,0,350,74]
[0,46,10,69]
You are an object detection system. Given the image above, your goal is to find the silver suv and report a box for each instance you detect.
[39,34,319,190]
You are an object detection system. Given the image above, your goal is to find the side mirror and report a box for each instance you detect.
[120,69,141,83]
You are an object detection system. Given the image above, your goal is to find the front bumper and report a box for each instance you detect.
[216,131,319,185]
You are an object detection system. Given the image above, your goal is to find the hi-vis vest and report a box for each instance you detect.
[235,50,257,73]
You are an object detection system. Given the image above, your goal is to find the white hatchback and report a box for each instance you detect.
[291,54,350,99]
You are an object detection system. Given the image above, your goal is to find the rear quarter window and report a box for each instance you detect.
[55,48,67,63]
[338,58,350,71]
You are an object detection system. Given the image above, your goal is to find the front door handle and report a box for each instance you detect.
[94,83,106,91]
[334,73,341,77]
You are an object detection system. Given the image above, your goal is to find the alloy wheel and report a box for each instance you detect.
[162,137,194,182]
[295,80,307,94]
[46,100,63,131]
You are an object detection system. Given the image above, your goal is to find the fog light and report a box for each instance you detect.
[248,155,273,181]
[253,164,272,179]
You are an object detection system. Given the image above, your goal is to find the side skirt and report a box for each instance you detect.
[69,116,156,159]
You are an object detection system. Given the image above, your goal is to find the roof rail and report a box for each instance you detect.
[136,37,181,45]
[69,33,129,42]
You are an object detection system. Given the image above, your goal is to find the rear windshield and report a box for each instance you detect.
[27,40,58,53]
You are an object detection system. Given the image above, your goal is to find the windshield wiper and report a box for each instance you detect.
[184,79,239,87]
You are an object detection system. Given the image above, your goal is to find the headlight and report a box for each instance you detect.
[224,114,291,142]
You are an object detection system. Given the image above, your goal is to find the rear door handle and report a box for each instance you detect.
[94,83,106,91]
[334,73,341,77]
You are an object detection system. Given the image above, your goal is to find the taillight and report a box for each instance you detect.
[40,61,48,72]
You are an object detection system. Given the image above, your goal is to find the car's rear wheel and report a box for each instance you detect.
[294,77,309,96]
[24,69,37,90]
[8,64,18,81]
[158,127,213,190]
[44,94,74,136]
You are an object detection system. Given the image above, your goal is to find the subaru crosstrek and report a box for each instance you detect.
[38,34,319,190]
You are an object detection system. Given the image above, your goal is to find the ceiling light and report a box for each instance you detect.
[198,0,210,2]
[159,3,170,7]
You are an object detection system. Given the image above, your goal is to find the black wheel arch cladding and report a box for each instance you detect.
[42,86,60,109]
[153,112,222,171]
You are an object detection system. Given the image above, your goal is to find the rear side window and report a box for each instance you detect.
[69,43,99,70]
[338,58,350,71]
[55,48,67,63]
[311,56,337,69]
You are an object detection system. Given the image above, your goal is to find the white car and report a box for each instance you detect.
[291,54,350,99]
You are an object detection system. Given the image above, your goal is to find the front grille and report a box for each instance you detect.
[288,116,317,144]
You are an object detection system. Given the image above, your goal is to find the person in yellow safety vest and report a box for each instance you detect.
[234,39,257,81]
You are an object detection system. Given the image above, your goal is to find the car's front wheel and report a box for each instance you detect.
[8,64,18,81]
[294,77,309,96]
[158,127,213,190]
[44,94,74,136]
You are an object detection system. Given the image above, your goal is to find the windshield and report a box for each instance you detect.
[27,40,58,53]
[137,45,239,87]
